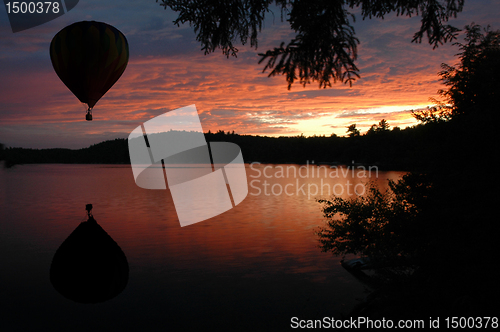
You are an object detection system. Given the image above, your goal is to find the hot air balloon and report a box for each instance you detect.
[50,21,129,121]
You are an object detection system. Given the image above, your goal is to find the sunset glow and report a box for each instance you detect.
[1,1,499,148]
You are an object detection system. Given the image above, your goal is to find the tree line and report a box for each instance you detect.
[0,119,468,171]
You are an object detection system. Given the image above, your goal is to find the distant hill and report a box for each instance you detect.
[1,139,130,167]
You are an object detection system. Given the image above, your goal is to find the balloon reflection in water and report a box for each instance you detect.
[50,205,129,303]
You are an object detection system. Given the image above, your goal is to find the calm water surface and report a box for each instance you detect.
[0,164,405,331]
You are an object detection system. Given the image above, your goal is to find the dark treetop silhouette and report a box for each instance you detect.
[157,0,464,89]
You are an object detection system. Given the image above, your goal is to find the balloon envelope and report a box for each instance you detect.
[50,21,129,110]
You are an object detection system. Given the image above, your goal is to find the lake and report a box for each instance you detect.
[0,163,405,331]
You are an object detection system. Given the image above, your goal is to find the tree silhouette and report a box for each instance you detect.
[316,173,433,268]
[315,24,500,317]
[346,123,360,137]
[438,23,500,117]
[365,119,389,136]
[376,119,390,132]
[366,124,377,136]
[157,0,464,89]
[414,23,500,122]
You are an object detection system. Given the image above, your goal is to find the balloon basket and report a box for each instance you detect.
[86,110,93,121]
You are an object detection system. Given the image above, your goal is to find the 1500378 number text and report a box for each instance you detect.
[5,2,60,14]
[445,317,498,329]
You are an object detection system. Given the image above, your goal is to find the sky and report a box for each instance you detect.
[1,0,499,149]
